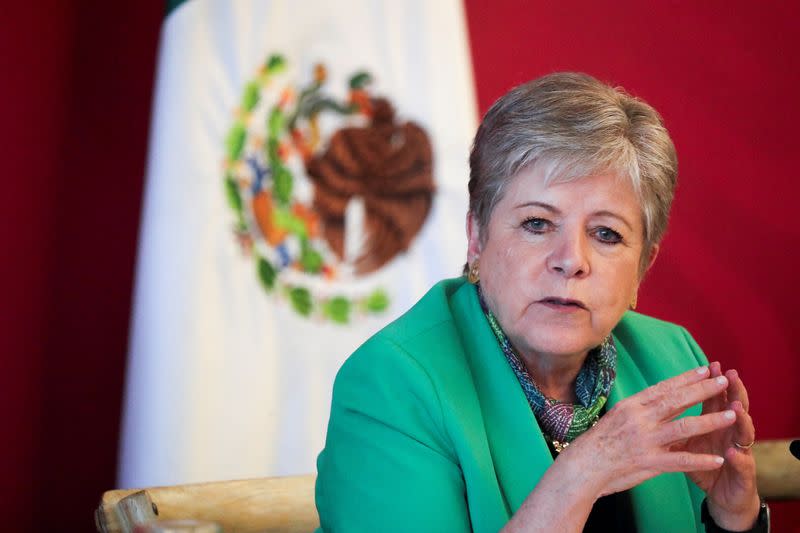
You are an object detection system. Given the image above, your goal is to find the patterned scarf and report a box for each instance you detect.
[477,286,617,452]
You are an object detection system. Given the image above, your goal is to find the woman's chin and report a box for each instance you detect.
[528,342,595,360]
[515,323,604,361]
[512,306,615,354]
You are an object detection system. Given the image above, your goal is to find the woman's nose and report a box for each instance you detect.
[546,231,590,278]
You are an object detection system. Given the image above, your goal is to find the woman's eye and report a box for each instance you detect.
[522,217,551,233]
[594,227,623,244]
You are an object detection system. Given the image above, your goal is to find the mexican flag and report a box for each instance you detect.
[119,0,477,487]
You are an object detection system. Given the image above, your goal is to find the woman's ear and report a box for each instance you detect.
[636,243,660,284]
[466,213,482,261]
[645,243,660,272]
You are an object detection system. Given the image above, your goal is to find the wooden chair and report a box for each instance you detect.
[95,439,800,532]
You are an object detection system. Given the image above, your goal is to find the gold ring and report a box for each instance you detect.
[734,440,755,450]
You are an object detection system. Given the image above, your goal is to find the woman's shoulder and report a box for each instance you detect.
[614,310,700,345]
[613,310,708,369]
[615,310,687,337]
[344,277,472,368]
[377,277,470,344]
[332,277,478,410]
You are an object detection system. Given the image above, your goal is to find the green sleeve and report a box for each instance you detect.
[315,334,471,533]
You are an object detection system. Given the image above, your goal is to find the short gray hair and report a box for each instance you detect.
[468,72,677,272]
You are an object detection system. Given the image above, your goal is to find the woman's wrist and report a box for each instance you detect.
[704,494,764,532]
[502,449,600,532]
[551,441,609,501]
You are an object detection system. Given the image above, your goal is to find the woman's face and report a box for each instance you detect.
[468,165,654,362]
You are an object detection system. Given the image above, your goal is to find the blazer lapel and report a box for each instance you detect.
[610,336,700,532]
[450,284,554,515]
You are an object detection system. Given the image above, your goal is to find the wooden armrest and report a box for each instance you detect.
[95,475,318,533]
[753,438,800,500]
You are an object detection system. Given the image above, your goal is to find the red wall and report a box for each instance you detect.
[2,1,796,531]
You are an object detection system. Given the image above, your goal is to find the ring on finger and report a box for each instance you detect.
[734,440,755,450]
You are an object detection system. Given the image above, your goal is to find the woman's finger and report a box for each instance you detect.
[726,369,750,413]
[723,444,758,482]
[658,410,737,445]
[649,375,729,419]
[638,366,710,406]
[729,400,756,452]
[722,439,758,492]
[701,361,727,415]
[655,451,725,473]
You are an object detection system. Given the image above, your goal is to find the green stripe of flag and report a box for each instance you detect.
[166,0,189,17]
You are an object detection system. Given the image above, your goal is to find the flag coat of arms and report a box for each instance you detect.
[119,0,477,487]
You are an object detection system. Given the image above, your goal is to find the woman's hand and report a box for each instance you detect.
[678,361,761,531]
[558,365,736,498]
[503,363,760,532]
[504,365,760,533]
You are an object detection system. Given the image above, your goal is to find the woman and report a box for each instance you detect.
[314,73,768,532]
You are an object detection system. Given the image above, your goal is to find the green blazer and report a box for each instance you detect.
[315,278,709,532]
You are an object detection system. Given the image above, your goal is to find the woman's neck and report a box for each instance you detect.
[518,350,588,403]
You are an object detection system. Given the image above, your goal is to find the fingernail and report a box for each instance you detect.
[714,456,724,464]
[696,366,709,374]
[715,376,727,386]
[723,410,735,420]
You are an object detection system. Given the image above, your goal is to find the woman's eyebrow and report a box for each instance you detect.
[514,201,561,214]
[592,210,634,231]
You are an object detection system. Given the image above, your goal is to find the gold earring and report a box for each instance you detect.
[468,260,480,284]
[630,292,638,310]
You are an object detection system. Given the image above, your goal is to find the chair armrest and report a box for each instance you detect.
[95,474,319,533]
[753,438,800,500]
